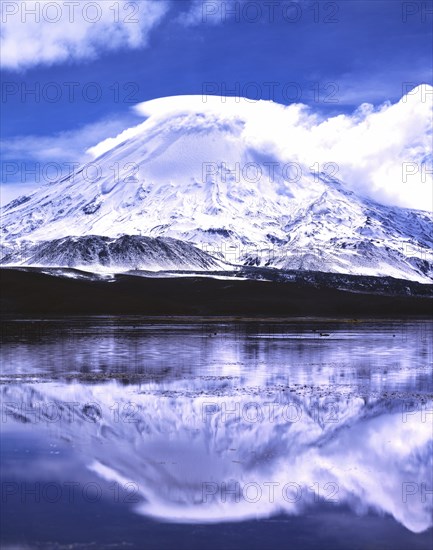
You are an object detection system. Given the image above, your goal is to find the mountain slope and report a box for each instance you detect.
[1,95,432,281]
[0,235,223,271]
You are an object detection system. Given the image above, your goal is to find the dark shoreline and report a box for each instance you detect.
[1,267,432,317]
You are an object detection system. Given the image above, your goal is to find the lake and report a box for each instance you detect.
[1,318,432,549]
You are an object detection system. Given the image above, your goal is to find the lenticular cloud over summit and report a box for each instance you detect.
[88,84,433,211]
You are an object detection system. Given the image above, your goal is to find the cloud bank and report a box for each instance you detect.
[1,0,169,71]
[114,84,431,211]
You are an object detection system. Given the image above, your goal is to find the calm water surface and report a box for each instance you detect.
[1,318,432,549]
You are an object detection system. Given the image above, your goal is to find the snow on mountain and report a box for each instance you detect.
[1,92,432,281]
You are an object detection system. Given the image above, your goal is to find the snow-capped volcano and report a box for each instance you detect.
[1,94,432,281]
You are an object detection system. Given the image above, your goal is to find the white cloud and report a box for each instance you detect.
[128,84,433,211]
[266,83,433,211]
[1,0,169,71]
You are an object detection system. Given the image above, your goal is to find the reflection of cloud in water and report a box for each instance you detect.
[3,374,432,534]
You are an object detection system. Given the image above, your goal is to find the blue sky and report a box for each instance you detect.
[1,0,432,201]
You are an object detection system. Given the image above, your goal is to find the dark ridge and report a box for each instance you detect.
[1,267,432,317]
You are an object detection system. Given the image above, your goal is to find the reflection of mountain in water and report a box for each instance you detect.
[3,376,432,533]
